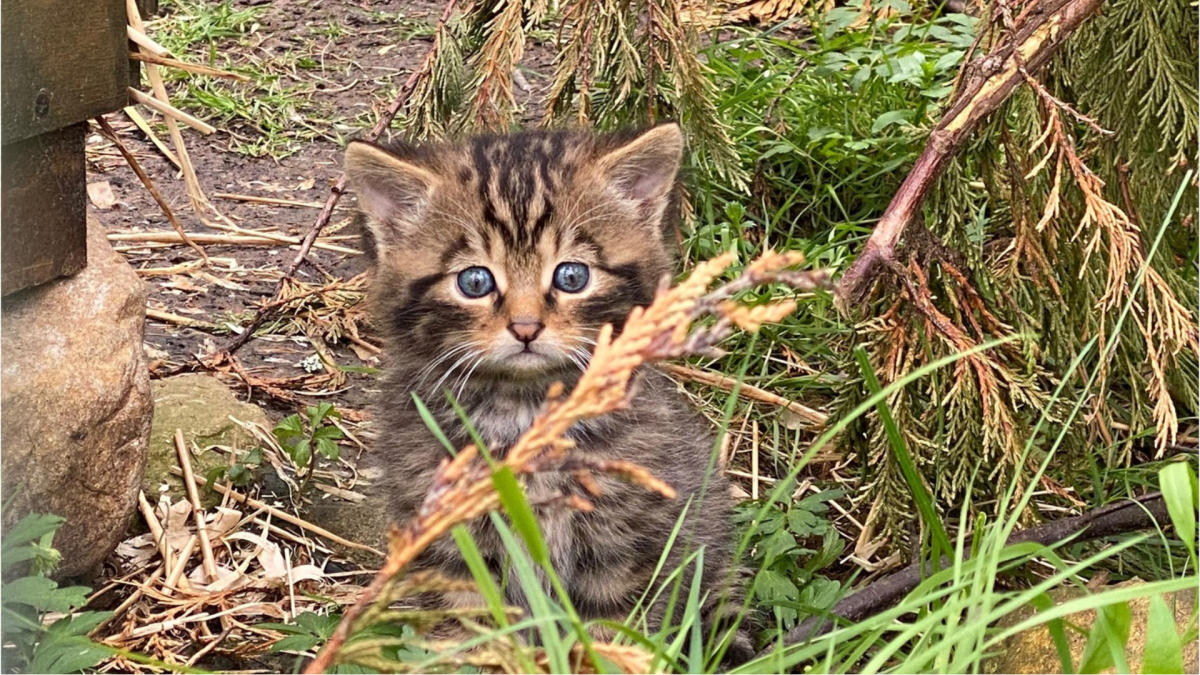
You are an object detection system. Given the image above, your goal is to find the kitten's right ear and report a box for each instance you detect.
[344,141,439,246]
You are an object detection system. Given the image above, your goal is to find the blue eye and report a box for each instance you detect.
[553,262,589,293]
[456,267,496,298]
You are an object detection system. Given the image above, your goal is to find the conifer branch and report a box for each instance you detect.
[836,0,1107,305]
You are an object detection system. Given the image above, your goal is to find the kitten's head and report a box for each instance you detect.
[344,125,683,391]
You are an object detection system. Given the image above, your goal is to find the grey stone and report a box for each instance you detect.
[143,374,271,507]
[1,216,152,577]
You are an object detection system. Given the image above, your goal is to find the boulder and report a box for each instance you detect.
[987,584,1198,673]
[143,374,271,507]
[1,216,152,578]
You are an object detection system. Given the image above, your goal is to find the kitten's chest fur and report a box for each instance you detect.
[449,379,616,453]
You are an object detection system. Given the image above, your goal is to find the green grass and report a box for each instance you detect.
[146,0,375,158]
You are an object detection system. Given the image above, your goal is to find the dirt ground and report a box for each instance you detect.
[88,0,556,418]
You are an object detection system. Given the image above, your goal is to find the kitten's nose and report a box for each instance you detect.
[507,320,544,344]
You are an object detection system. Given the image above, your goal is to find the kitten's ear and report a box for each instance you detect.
[597,123,683,222]
[344,141,439,246]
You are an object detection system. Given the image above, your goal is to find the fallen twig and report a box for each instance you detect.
[168,467,384,557]
[128,87,216,136]
[658,363,828,428]
[175,430,220,582]
[127,0,208,210]
[771,491,1171,653]
[126,24,170,57]
[130,51,248,80]
[214,192,326,209]
[95,116,209,263]
[137,492,183,594]
[108,231,360,255]
[836,0,1107,304]
[89,565,165,638]
[146,308,223,332]
[123,106,181,169]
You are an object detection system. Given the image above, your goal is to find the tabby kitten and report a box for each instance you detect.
[344,124,745,653]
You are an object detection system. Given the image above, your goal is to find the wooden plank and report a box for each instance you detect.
[1,124,87,296]
[1,0,129,143]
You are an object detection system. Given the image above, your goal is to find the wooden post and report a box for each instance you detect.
[1,0,131,295]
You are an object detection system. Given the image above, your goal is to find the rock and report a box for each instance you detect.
[1,216,152,578]
[987,584,1198,673]
[302,466,390,565]
[143,374,271,507]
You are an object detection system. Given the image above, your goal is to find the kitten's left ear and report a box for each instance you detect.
[597,123,684,223]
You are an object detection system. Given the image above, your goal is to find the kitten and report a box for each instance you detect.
[344,124,748,655]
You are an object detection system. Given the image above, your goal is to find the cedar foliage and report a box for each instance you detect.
[837,0,1197,546]
[389,0,1196,556]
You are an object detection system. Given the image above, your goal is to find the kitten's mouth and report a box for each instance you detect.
[482,345,574,378]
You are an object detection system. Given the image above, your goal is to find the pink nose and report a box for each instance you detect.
[508,320,544,343]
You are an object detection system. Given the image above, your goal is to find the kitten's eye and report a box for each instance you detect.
[552,262,590,293]
[456,267,496,298]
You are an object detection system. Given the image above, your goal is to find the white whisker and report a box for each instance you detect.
[453,354,487,401]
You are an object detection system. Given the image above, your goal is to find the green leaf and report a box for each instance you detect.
[491,466,548,567]
[1159,462,1197,561]
[451,526,510,630]
[2,514,64,554]
[313,425,344,441]
[412,394,457,457]
[933,49,965,72]
[271,633,319,653]
[786,507,826,537]
[315,438,340,460]
[798,577,841,612]
[291,439,311,467]
[854,347,953,562]
[307,402,338,427]
[295,611,340,637]
[29,634,113,674]
[2,577,88,613]
[46,611,113,637]
[1141,594,1184,674]
[244,447,264,465]
[1031,592,1074,673]
[204,466,227,491]
[273,414,305,446]
[1078,601,1132,674]
[870,109,912,133]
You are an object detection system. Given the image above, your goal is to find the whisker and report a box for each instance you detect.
[413,341,481,388]
[427,347,483,397]
[453,354,486,401]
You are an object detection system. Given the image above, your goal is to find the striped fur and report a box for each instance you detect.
[345,124,748,656]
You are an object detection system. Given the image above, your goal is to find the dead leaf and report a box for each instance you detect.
[87,181,117,209]
[348,341,380,363]
[288,564,326,584]
[157,498,193,551]
[314,483,367,503]
[115,533,158,565]
[193,271,250,292]
[206,507,244,540]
